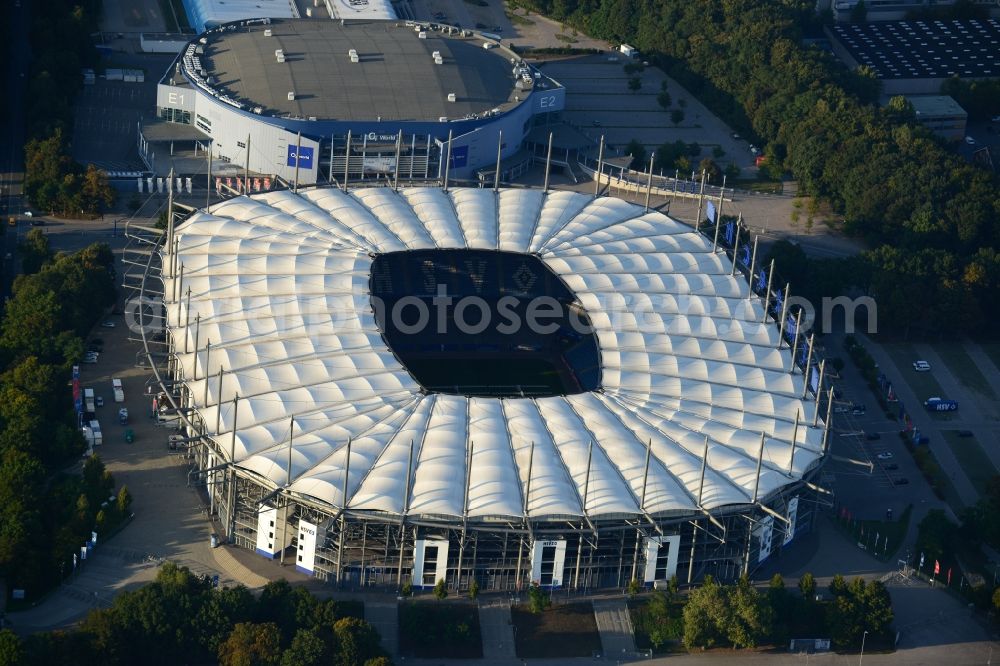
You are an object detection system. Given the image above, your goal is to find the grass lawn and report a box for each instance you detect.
[936,346,997,400]
[735,178,784,194]
[882,343,954,421]
[398,601,483,659]
[834,504,912,561]
[512,602,602,658]
[942,430,997,497]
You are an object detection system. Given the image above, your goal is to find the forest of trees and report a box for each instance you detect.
[0,566,390,666]
[0,237,120,597]
[21,0,114,217]
[519,0,1000,337]
[631,572,894,651]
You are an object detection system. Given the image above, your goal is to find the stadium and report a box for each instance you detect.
[151,18,565,186]
[127,184,832,591]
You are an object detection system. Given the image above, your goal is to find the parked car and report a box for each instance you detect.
[95,396,104,408]
[852,405,866,416]
[100,321,116,328]
[965,136,976,145]
[884,463,899,470]
[876,452,894,460]
[866,432,881,441]
[912,360,931,371]
[958,430,974,438]
[893,477,910,486]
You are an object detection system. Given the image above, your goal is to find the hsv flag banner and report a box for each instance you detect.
[786,312,798,339]
[215,177,222,192]
[756,269,767,292]
[706,200,716,223]
[264,177,272,189]
[774,288,784,314]
[947,568,952,585]
[920,552,925,569]
[740,243,752,268]
[934,560,940,575]
[724,220,735,246]
[798,342,809,367]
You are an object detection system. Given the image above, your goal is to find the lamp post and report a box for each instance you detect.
[859,630,868,665]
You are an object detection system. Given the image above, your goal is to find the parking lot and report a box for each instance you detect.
[538,56,759,172]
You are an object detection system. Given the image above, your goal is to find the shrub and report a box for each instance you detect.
[527,582,551,614]
[432,579,448,600]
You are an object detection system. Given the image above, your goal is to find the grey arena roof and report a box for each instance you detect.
[198,19,522,121]
[830,18,1000,79]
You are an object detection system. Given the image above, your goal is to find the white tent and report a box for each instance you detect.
[166,187,824,521]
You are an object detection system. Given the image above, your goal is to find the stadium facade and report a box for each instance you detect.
[127,185,832,591]
[154,19,565,186]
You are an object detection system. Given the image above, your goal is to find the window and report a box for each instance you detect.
[654,542,672,581]
[196,114,212,134]
[237,140,246,149]
[158,107,191,124]
[539,545,557,586]
[422,545,439,586]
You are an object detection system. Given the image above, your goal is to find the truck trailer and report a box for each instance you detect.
[112,378,125,403]
[924,397,958,412]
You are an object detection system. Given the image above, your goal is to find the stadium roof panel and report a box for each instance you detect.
[165,187,825,521]
[830,18,1000,79]
[196,19,520,122]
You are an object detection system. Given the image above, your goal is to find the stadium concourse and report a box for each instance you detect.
[124,184,833,592]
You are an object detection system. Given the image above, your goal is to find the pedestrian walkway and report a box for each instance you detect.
[209,546,271,589]
[365,601,399,658]
[592,598,636,657]
[479,599,517,659]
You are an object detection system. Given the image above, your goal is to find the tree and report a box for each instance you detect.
[332,617,382,666]
[116,486,133,515]
[527,582,550,614]
[725,576,773,649]
[19,229,51,274]
[682,575,726,649]
[670,109,685,125]
[280,628,330,666]
[638,590,683,649]
[627,578,641,598]
[218,622,281,666]
[624,139,646,170]
[468,578,480,600]
[0,629,23,666]
[658,91,672,109]
[400,581,412,597]
[698,157,721,182]
[432,578,448,600]
[627,76,641,92]
[799,572,816,600]
[850,0,868,22]
[828,574,848,597]
[79,164,116,215]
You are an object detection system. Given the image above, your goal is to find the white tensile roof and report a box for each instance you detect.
[164,187,824,521]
